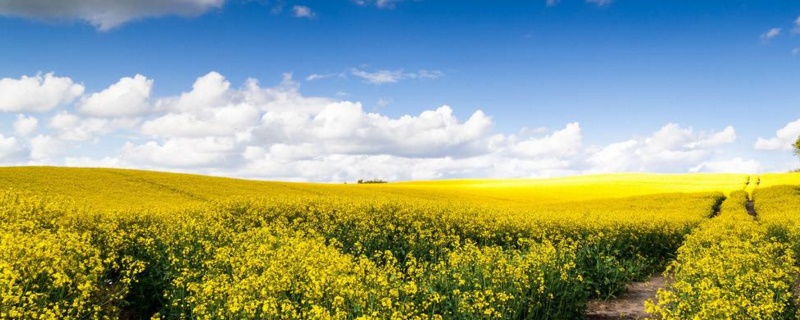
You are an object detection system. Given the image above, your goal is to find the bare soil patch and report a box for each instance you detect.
[746,200,757,217]
[585,275,668,320]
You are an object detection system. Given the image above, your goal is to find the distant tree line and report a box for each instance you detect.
[357,179,388,184]
[794,135,800,158]
[793,135,800,172]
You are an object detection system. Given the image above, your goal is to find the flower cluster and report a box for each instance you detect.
[647,190,799,319]
[0,169,757,319]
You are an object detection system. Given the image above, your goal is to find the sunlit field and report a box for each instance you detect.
[0,167,748,209]
[2,167,800,319]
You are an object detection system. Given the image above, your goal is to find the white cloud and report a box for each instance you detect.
[142,72,262,138]
[29,135,63,160]
[585,139,639,172]
[547,0,609,7]
[755,118,800,151]
[792,48,800,56]
[49,111,138,141]
[416,69,445,79]
[645,123,694,150]
[78,74,152,117]
[350,68,444,84]
[689,126,736,148]
[307,69,441,84]
[292,5,314,18]
[142,111,254,138]
[586,123,737,173]
[0,70,759,181]
[49,112,81,131]
[306,73,337,81]
[794,15,800,34]
[376,0,400,8]
[351,69,403,84]
[518,126,548,137]
[761,28,781,41]
[119,72,499,174]
[586,0,612,6]
[353,0,401,9]
[376,97,392,108]
[690,158,762,173]
[64,156,121,168]
[509,123,582,158]
[121,137,237,168]
[644,123,735,150]
[306,74,325,81]
[0,0,226,31]
[233,135,586,182]
[305,72,348,82]
[156,71,230,113]
[0,73,84,112]
[13,114,38,136]
[0,134,23,162]
[251,103,494,158]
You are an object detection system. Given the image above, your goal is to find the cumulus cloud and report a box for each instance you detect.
[508,123,582,158]
[690,158,762,173]
[586,123,737,173]
[292,5,314,18]
[13,114,38,136]
[143,72,301,139]
[78,74,152,117]
[687,125,736,148]
[121,137,238,168]
[0,0,227,30]
[0,134,24,162]
[350,68,444,84]
[258,104,493,158]
[761,28,781,41]
[0,70,759,181]
[0,73,84,112]
[29,135,64,161]
[131,72,494,165]
[755,118,800,151]
[49,111,139,141]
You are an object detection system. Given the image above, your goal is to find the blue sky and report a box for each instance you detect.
[0,0,799,181]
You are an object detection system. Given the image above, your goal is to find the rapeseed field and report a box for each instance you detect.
[2,167,800,319]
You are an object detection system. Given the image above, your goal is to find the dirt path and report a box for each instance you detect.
[746,200,757,217]
[585,275,668,319]
[744,176,761,219]
[586,178,759,319]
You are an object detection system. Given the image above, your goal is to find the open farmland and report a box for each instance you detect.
[2,167,800,319]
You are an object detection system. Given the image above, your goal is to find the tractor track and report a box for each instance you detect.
[585,175,759,319]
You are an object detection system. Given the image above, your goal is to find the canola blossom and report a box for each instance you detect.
[647,191,798,319]
[2,167,800,319]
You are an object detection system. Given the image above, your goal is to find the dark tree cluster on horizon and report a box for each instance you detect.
[794,136,800,158]
[794,136,800,172]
